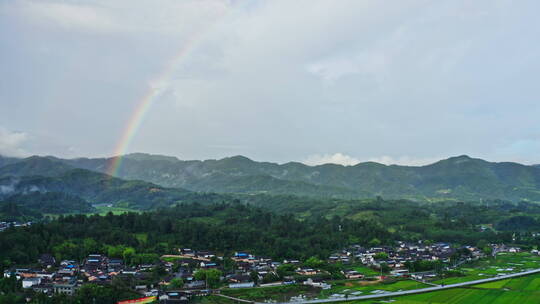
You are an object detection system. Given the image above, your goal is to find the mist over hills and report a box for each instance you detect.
[2,153,540,202]
[0,157,228,214]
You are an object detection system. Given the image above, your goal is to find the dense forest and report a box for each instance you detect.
[5,198,539,271]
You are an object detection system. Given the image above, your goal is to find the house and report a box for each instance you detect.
[390,269,409,277]
[303,278,331,289]
[122,267,138,275]
[196,251,215,259]
[159,291,192,304]
[227,274,252,283]
[53,280,77,295]
[180,249,195,256]
[32,271,54,280]
[39,254,56,267]
[296,268,317,276]
[509,247,521,253]
[343,270,364,279]
[184,280,205,290]
[22,277,41,288]
[32,282,53,294]
[200,262,217,268]
[83,254,108,274]
[229,282,255,288]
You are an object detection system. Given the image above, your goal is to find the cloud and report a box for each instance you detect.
[303,153,441,166]
[4,0,231,35]
[2,0,540,163]
[303,153,360,166]
[0,127,29,157]
[364,156,442,166]
[6,0,120,33]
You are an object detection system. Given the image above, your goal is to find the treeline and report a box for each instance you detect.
[0,199,525,270]
[0,192,94,220]
[0,202,391,267]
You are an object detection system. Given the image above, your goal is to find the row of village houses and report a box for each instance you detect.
[0,221,32,232]
[4,242,524,302]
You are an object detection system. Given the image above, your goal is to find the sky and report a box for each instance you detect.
[1,0,540,166]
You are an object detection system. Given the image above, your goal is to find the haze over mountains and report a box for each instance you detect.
[0,156,227,215]
[2,153,540,204]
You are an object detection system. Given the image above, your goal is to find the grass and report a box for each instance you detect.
[353,265,380,277]
[195,295,235,304]
[135,233,148,243]
[92,205,139,215]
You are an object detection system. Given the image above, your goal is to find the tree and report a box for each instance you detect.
[379,263,390,274]
[374,252,388,260]
[369,238,381,247]
[482,246,493,256]
[122,247,136,265]
[262,272,280,284]
[168,278,184,290]
[194,269,222,288]
[250,271,260,285]
[276,264,295,278]
[304,256,325,269]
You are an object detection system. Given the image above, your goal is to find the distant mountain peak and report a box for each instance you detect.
[123,153,180,162]
[354,161,388,168]
[222,155,254,163]
[431,155,482,166]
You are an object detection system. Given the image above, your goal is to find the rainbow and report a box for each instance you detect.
[106,13,226,177]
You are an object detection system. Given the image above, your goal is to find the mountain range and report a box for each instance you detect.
[3,153,540,202]
[0,156,228,214]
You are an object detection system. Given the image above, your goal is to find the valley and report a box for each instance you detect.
[2,154,540,304]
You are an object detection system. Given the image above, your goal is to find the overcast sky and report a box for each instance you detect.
[1,0,540,166]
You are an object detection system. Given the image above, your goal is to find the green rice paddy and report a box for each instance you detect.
[355,252,540,304]
[356,273,540,303]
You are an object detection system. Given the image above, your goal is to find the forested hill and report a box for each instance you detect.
[2,154,540,202]
[1,199,529,265]
[28,153,540,202]
[0,192,94,220]
[0,158,229,212]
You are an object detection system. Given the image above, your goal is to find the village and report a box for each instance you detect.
[3,241,527,303]
[0,221,32,232]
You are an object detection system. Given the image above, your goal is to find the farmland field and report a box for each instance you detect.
[353,265,380,277]
[319,279,430,299]
[355,272,540,303]
[92,205,140,215]
[432,252,540,285]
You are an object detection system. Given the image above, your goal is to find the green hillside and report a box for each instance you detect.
[0,158,227,210]
[0,192,94,221]
[0,156,74,177]
[3,154,540,203]
[58,154,540,202]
